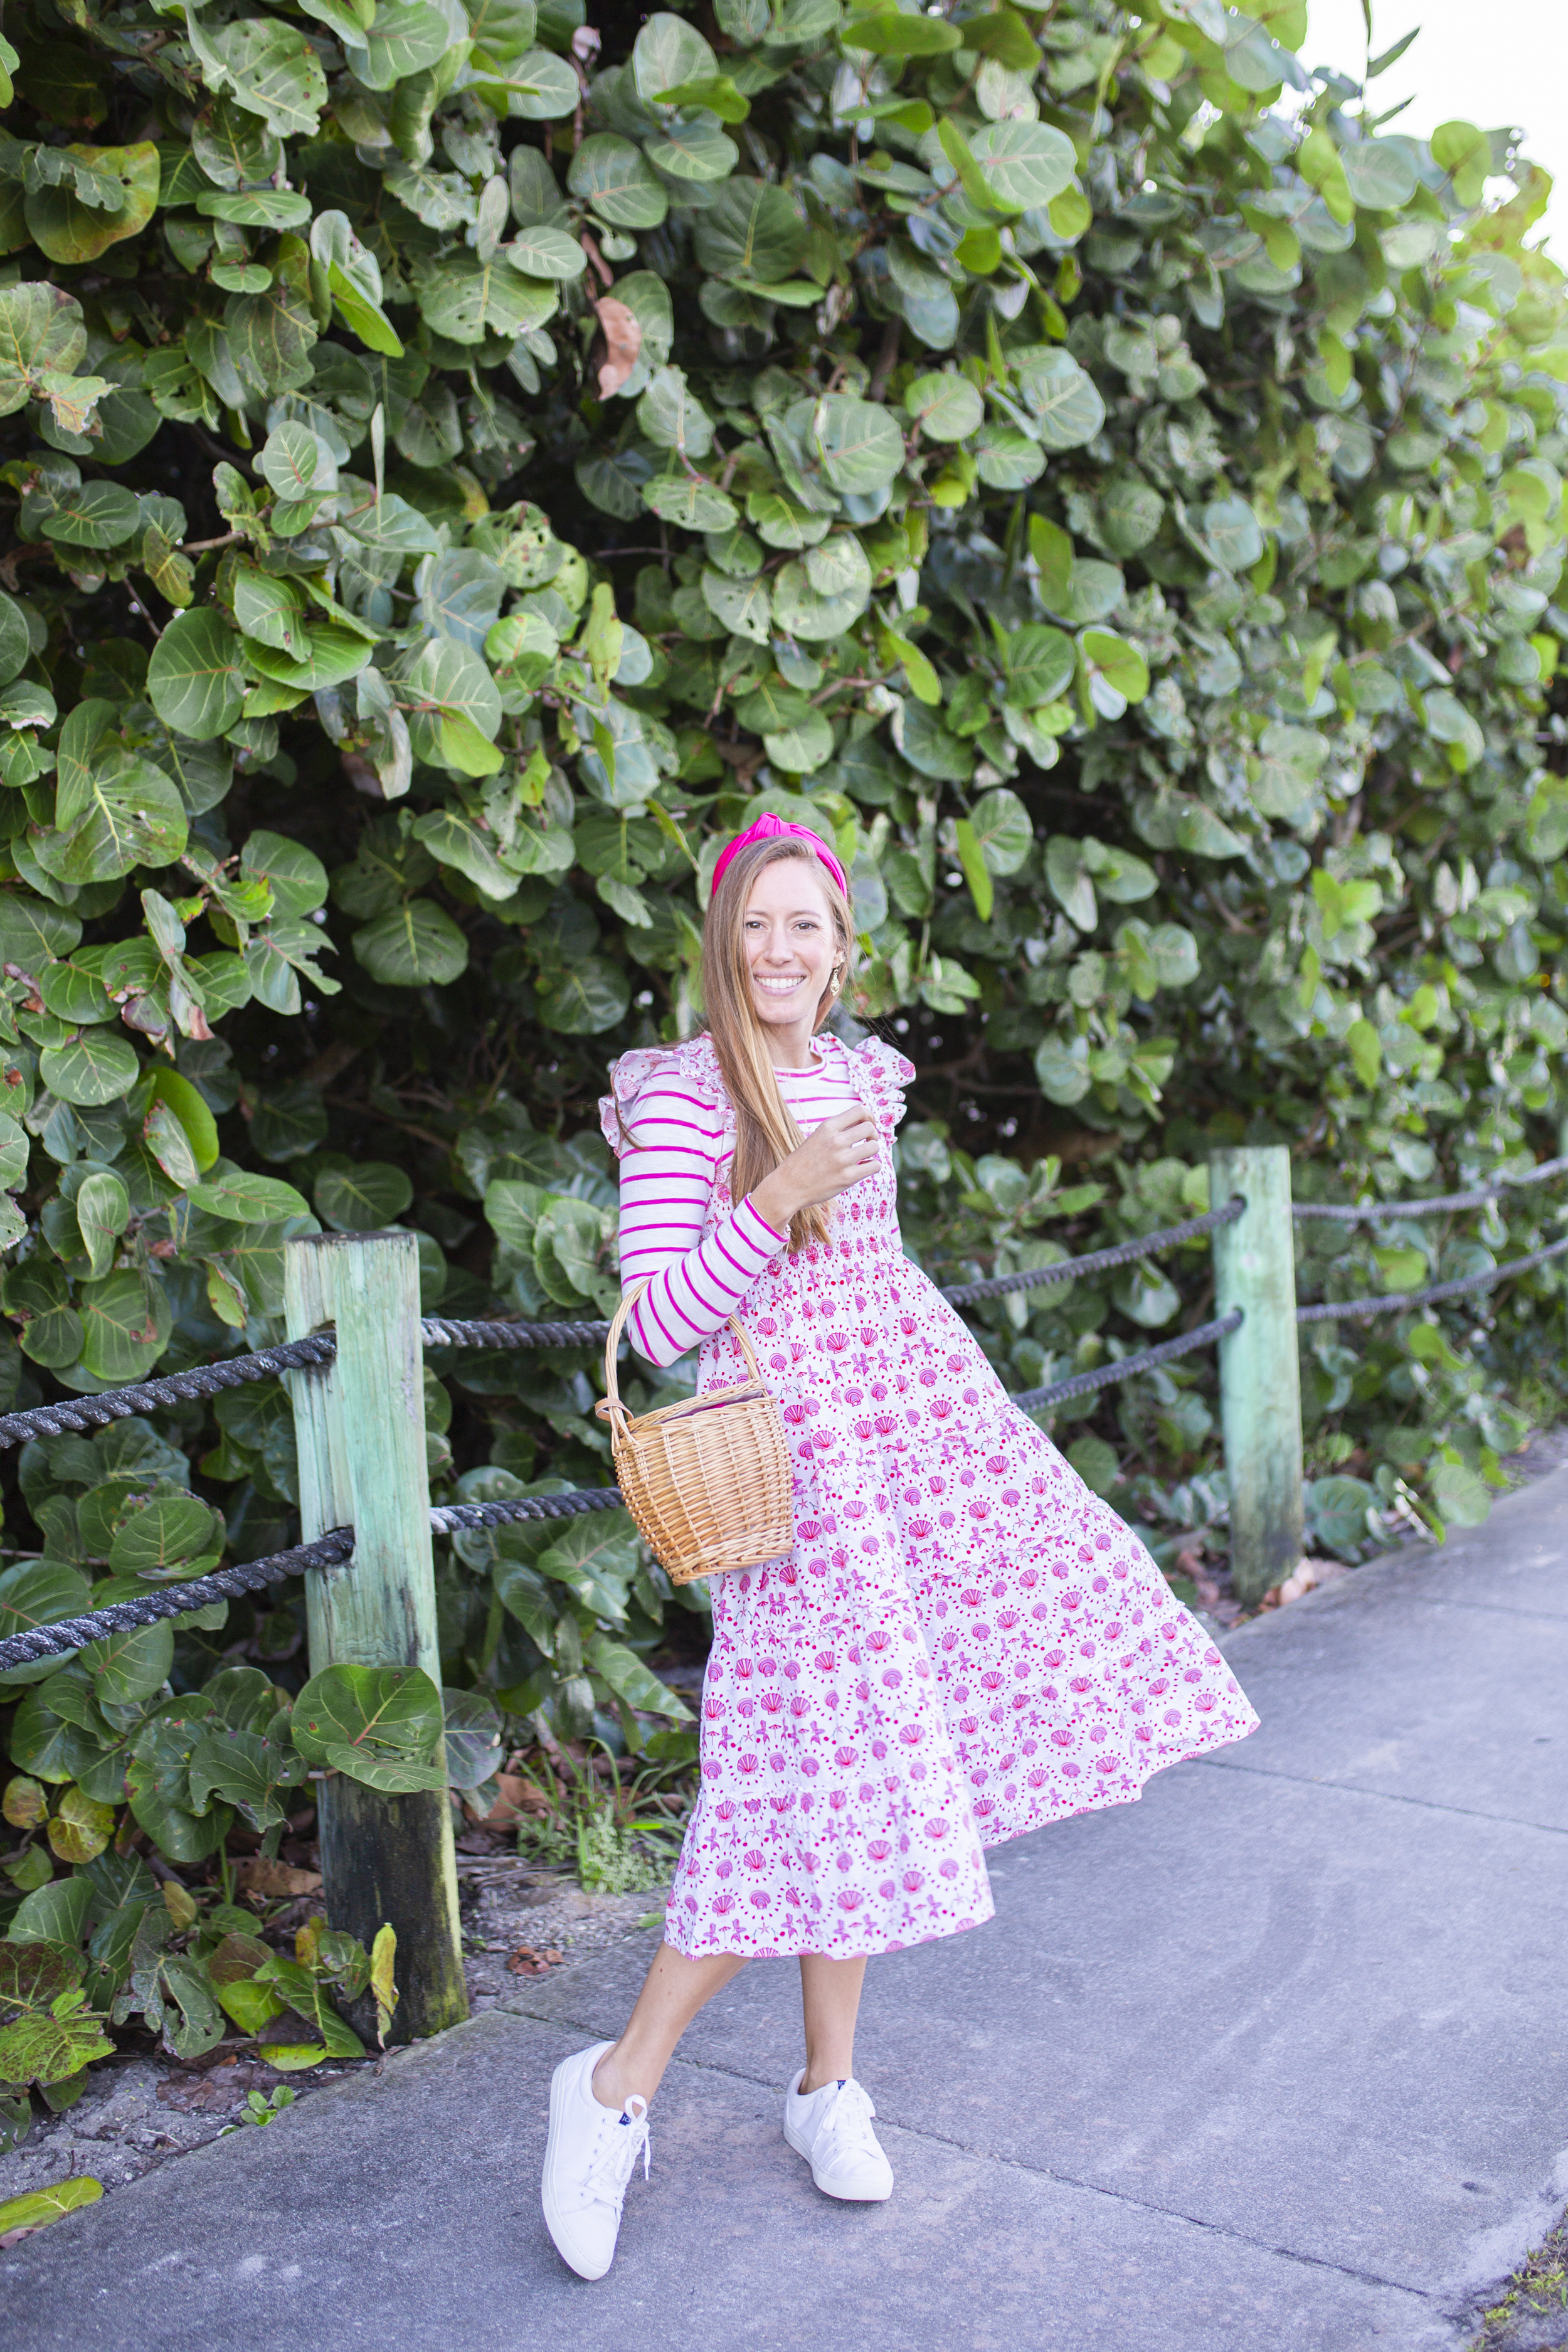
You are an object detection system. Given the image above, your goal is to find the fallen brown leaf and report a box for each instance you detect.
[506,1945,564,1977]
[591,298,641,398]
[235,1857,322,1899]
[477,1772,546,1829]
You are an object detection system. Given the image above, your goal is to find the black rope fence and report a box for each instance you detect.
[1295,1233,1568,1323]
[420,1315,611,1350]
[0,1527,356,1675]
[936,1199,1243,1307]
[428,1489,627,1535]
[1009,1311,1243,1412]
[0,1494,633,1675]
[1293,1153,1568,1221]
[0,1333,339,1450]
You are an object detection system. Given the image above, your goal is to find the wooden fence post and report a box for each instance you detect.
[1209,1145,1305,1607]
[283,1227,467,2042]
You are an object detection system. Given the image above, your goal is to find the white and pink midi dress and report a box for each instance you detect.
[600,1028,1259,1961]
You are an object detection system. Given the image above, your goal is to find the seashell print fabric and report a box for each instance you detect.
[605,1032,1261,1959]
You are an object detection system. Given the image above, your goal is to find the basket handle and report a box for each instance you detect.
[600,1279,768,1431]
[601,1279,647,1436]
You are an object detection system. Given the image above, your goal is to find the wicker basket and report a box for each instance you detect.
[594,1281,795,1586]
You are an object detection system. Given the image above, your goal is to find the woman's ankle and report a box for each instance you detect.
[591,2047,652,2112]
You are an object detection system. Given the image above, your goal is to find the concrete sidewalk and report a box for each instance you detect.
[8,1466,1568,2352]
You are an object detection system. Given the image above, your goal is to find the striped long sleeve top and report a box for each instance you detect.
[605,1039,864,1369]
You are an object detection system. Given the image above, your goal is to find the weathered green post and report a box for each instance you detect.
[1209,1145,1305,1606]
[283,1227,467,2041]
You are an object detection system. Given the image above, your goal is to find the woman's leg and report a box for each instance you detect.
[798,1954,868,2093]
[590,1944,747,2111]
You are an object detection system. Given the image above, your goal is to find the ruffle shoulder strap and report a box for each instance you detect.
[598,1033,728,1159]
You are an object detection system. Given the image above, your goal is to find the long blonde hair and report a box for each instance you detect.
[703,835,857,1253]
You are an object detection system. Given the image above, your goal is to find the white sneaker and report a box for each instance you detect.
[541,2042,650,2280]
[783,2069,894,2202]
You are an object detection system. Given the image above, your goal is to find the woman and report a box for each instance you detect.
[541,812,1259,2280]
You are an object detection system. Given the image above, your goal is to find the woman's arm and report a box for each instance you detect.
[617,1083,788,1367]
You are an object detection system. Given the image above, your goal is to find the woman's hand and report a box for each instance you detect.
[750,1106,881,1231]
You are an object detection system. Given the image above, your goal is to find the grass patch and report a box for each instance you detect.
[1470,2208,1568,2350]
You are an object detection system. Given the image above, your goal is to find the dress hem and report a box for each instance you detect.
[657,1708,1254,1963]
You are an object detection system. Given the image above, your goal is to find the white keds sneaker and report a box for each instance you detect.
[541,2042,651,2280]
[783,2069,894,2201]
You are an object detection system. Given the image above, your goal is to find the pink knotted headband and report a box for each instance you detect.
[711,811,849,903]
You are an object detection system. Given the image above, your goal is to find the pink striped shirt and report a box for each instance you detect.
[617,1048,862,1368]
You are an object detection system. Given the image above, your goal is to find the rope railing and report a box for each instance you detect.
[0,1527,357,1675]
[1292,1153,1568,1221]
[1295,1232,1568,1323]
[936,1199,1243,1307]
[0,1492,632,1675]
[1009,1310,1243,1412]
[0,1333,339,1449]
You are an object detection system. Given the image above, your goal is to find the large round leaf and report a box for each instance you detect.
[973,426,1046,489]
[904,371,983,442]
[343,0,449,87]
[567,136,669,230]
[77,1268,172,1380]
[353,899,471,987]
[1202,495,1265,571]
[292,1662,447,1792]
[109,1491,225,1581]
[147,610,245,741]
[314,1159,415,1231]
[1014,349,1106,452]
[969,788,1032,876]
[633,11,717,103]
[39,1029,140,1106]
[813,395,905,494]
[24,142,158,265]
[85,1616,176,1707]
[646,119,739,182]
[692,179,809,285]
[405,638,502,739]
[1006,623,1075,706]
[184,1163,310,1222]
[0,1562,92,1687]
[414,253,559,345]
[505,225,588,281]
[39,480,139,549]
[442,1687,504,1789]
[642,474,739,532]
[968,122,1076,213]
[504,48,580,119]
[3,1263,83,1367]
[534,953,632,1034]
[1340,138,1419,212]
[32,753,188,884]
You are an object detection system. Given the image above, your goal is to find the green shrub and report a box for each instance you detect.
[0,0,1564,2071]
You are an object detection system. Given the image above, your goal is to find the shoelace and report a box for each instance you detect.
[582,2096,651,2206]
[811,2078,879,2166]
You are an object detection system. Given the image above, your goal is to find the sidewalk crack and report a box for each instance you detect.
[1195,1754,1568,1835]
